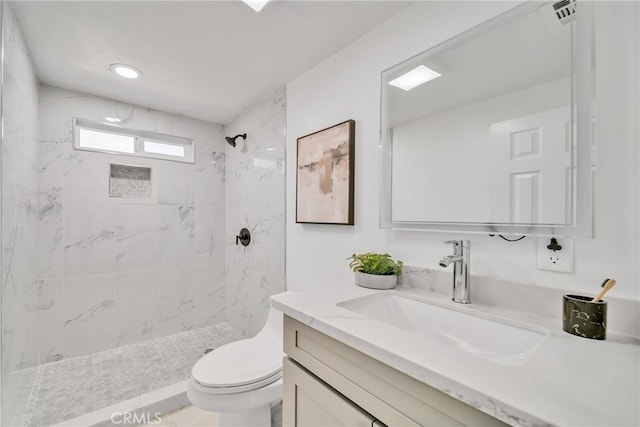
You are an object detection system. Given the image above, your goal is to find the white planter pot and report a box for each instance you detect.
[354,271,397,290]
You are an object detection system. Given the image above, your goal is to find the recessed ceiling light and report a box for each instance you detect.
[388,65,442,91]
[109,63,143,80]
[265,147,275,151]
[104,117,122,123]
[242,0,270,12]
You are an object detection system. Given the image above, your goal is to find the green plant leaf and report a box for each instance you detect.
[347,252,403,276]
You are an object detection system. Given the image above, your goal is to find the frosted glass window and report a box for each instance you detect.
[72,118,195,163]
[78,128,135,153]
[143,140,185,157]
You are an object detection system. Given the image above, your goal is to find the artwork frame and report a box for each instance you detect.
[296,119,355,225]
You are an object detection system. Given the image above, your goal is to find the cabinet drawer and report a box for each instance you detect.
[284,315,506,427]
[283,357,378,427]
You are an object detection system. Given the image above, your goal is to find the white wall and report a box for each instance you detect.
[286,1,640,301]
[225,88,286,337]
[36,85,227,360]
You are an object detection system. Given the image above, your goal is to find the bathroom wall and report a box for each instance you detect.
[225,88,286,337]
[285,1,640,301]
[1,2,40,424]
[36,84,227,361]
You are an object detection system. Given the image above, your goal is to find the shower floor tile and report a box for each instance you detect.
[21,322,244,427]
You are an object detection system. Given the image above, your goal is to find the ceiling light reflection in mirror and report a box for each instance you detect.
[388,65,442,91]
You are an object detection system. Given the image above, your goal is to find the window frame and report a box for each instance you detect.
[72,118,195,164]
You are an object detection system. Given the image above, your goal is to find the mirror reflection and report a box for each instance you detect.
[382,2,593,229]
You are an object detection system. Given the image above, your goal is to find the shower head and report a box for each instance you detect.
[225,133,247,147]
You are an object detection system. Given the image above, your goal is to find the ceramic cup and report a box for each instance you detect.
[562,294,607,340]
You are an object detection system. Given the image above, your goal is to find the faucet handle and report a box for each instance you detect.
[444,240,469,247]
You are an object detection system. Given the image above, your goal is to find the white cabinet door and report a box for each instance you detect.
[283,357,376,427]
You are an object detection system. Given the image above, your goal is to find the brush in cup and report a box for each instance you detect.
[562,279,615,340]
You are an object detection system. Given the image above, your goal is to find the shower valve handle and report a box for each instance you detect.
[236,228,251,246]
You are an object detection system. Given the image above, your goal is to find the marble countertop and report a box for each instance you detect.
[271,284,640,427]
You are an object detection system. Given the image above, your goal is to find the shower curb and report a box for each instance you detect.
[52,380,190,427]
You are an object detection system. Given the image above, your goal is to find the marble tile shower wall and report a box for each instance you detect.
[225,88,286,337]
[1,3,41,424]
[36,84,227,362]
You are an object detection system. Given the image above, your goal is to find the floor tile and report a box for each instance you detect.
[21,322,243,426]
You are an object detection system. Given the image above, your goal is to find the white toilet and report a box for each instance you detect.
[187,307,284,427]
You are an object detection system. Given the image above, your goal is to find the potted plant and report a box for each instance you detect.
[347,252,403,290]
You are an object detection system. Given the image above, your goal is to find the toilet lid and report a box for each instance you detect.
[192,337,284,388]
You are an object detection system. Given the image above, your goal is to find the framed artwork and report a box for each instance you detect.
[296,119,355,225]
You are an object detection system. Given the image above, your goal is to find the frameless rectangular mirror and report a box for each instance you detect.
[380,1,595,236]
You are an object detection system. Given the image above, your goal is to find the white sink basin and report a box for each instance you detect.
[337,293,549,367]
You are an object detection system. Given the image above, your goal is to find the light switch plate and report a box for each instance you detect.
[537,236,574,273]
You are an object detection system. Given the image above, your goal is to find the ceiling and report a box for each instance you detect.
[10,1,410,125]
[389,2,571,127]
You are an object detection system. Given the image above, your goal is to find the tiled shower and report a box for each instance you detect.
[0,2,286,425]
[37,84,228,359]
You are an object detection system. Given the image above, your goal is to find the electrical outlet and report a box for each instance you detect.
[537,236,574,273]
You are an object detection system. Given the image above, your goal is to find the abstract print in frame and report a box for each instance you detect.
[296,119,355,225]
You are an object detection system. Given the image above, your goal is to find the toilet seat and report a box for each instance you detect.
[192,336,284,394]
[191,370,282,394]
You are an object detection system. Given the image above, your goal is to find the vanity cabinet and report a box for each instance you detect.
[283,358,379,426]
[282,315,507,427]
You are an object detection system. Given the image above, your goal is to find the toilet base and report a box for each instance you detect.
[218,404,271,427]
[188,377,282,427]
